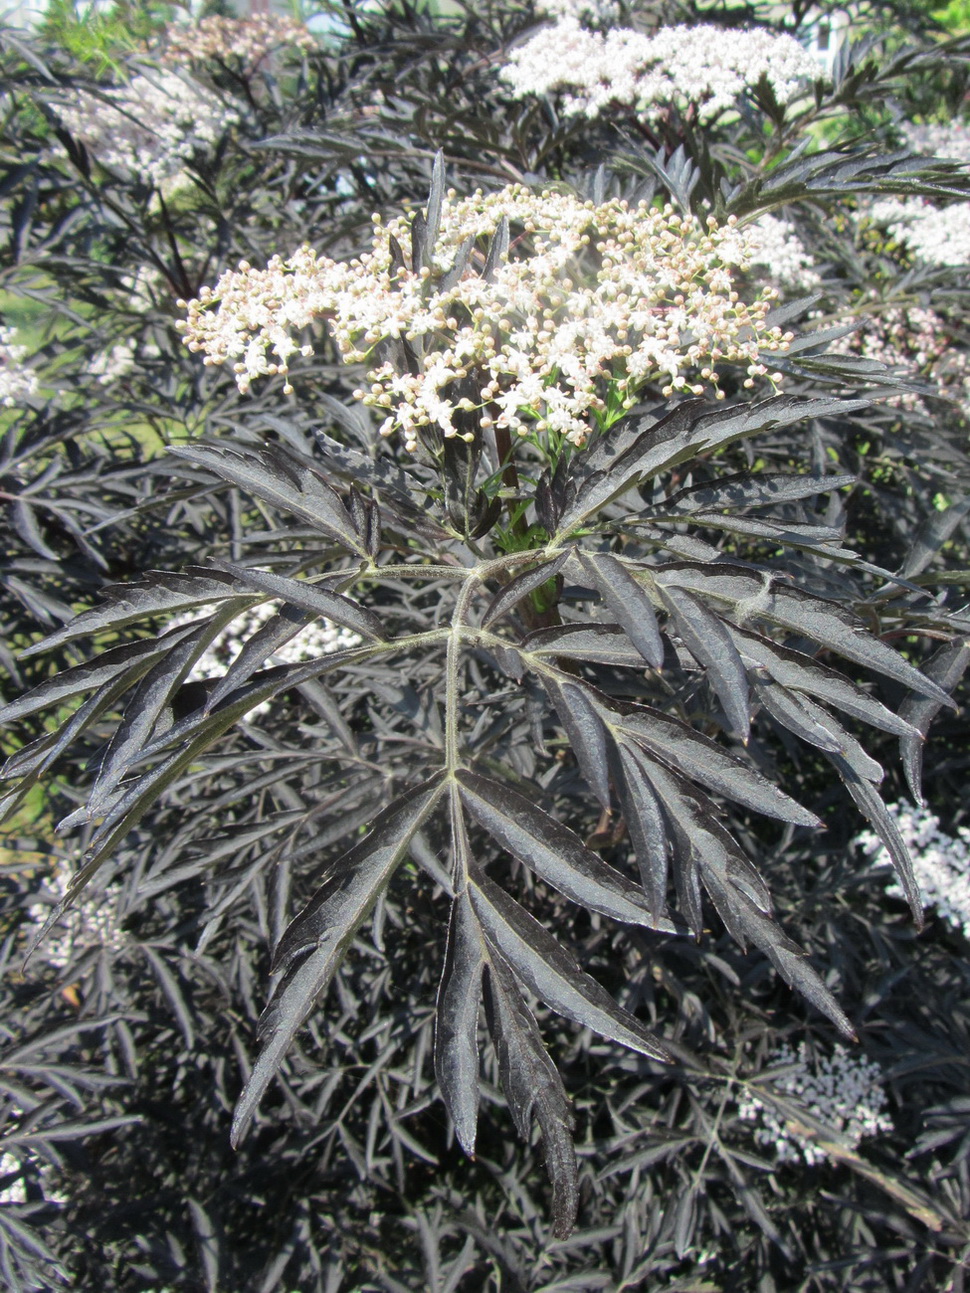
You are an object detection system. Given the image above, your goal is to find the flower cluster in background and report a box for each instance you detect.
[534,0,619,26]
[55,69,239,190]
[179,187,792,451]
[857,802,970,939]
[867,196,970,267]
[500,19,821,124]
[162,14,316,72]
[737,1043,893,1166]
[0,326,38,407]
[729,214,821,292]
[26,859,126,971]
[829,305,970,416]
[86,341,136,386]
[901,118,970,165]
[862,118,970,267]
[168,602,363,716]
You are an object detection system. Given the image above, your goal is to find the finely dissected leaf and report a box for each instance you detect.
[576,551,664,669]
[750,672,842,753]
[272,775,447,972]
[438,234,475,294]
[215,561,386,642]
[139,944,195,1050]
[613,741,670,921]
[424,148,445,260]
[19,568,246,658]
[631,755,854,1034]
[659,584,751,740]
[1,668,146,825]
[233,776,445,1145]
[521,623,644,668]
[655,564,954,705]
[482,215,509,283]
[828,751,922,923]
[899,638,970,802]
[0,630,194,726]
[347,484,381,558]
[541,674,611,807]
[34,664,342,918]
[410,209,429,276]
[730,625,917,737]
[469,869,673,1062]
[435,884,484,1157]
[559,395,868,533]
[720,892,855,1039]
[753,673,884,781]
[610,702,820,827]
[87,610,240,815]
[627,752,772,919]
[203,606,317,714]
[11,498,59,562]
[722,145,970,217]
[899,497,970,579]
[312,423,446,536]
[685,512,850,555]
[481,551,570,629]
[457,769,676,930]
[483,952,578,1240]
[661,472,857,514]
[171,442,365,553]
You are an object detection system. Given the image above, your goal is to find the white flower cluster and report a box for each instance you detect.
[857,802,970,939]
[55,68,238,188]
[179,185,791,451]
[163,14,315,71]
[535,0,619,26]
[0,326,38,407]
[901,119,970,165]
[500,19,821,124]
[859,118,970,267]
[26,859,125,971]
[737,1043,893,1166]
[121,263,166,309]
[169,601,363,716]
[830,306,970,417]
[87,341,136,385]
[725,214,820,292]
[867,197,970,267]
[0,1148,66,1206]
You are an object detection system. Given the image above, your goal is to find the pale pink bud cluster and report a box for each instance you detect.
[500,18,821,124]
[162,15,316,71]
[831,306,970,416]
[55,68,239,188]
[179,185,790,452]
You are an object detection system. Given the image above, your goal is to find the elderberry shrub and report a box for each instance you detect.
[1,1,970,1288]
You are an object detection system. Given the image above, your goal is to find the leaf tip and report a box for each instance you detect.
[229,1107,252,1150]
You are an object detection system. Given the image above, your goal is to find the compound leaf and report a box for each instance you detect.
[233,775,446,1145]
[469,869,673,1063]
[457,768,675,930]
[483,951,578,1239]
[170,442,364,553]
